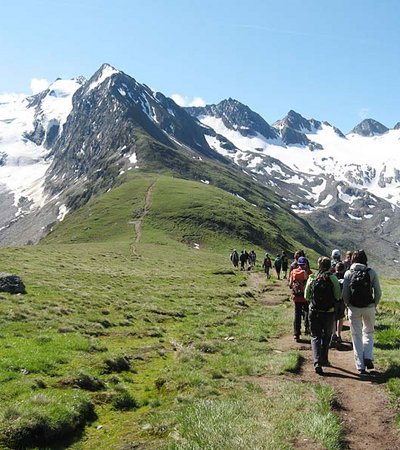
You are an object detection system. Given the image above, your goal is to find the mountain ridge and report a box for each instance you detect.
[0,63,399,273]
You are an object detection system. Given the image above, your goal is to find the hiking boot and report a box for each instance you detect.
[294,335,300,342]
[336,336,343,344]
[364,359,374,370]
[358,369,367,375]
[315,366,324,375]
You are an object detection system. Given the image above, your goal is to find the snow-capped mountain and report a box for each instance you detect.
[186,101,400,268]
[0,64,231,245]
[0,63,399,271]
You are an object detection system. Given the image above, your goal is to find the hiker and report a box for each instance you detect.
[343,250,352,271]
[239,251,247,271]
[281,251,289,279]
[331,261,346,346]
[249,250,257,267]
[290,250,311,275]
[342,250,382,375]
[305,256,341,375]
[330,249,341,272]
[262,253,272,278]
[274,254,282,280]
[230,249,239,268]
[289,256,310,341]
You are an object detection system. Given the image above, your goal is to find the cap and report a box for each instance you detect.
[298,256,307,266]
[331,249,340,258]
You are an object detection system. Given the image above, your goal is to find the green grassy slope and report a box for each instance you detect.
[44,173,320,261]
[0,172,398,448]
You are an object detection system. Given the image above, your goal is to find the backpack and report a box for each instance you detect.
[292,279,305,296]
[310,272,335,311]
[349,268,373,307]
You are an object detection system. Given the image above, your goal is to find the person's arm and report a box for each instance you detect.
[304,275,313,301]
[371,270,382,305]
[342,272,351,305]
[330,274,341,300]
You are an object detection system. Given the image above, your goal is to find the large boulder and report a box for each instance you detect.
[0,273,27,294]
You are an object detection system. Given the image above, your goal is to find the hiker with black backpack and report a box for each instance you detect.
[342,250,382,375]
[289,256,310,341]
[305,256,341,375]
[274,254,282,280]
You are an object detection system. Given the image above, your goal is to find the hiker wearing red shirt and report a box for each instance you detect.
[289,256,311,342]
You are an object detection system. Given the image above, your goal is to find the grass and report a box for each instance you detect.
[375,278,400,424]
[0,173,397,447]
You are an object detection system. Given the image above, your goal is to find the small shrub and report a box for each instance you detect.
[103,355,131,373]
[60,372,105,391]
[111,388,139,411]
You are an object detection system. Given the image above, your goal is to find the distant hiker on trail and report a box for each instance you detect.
[343,250,353,271]
[281,251,289,279]
[239,250,247,271]
[331,261,346,346]
[342,250,382,375]
[274,254,282,280]
[262,253,272,278]
[249,250,257,268]
[305,256,341,375]
[330,249,341,272]
[230,249,239,268]
[289,256,310,341]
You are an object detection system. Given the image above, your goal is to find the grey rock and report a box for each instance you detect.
[0,273,26,294]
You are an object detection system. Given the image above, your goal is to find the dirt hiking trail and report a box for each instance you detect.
[249,272,400,450]
[130,182,155,255]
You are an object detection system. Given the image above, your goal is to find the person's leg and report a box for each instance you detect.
[293,302,302,339]
[309,310,323,369]
[348,306,364,371]
[321,312,335,365]
[362,306,376,362]
[303,303,310,334]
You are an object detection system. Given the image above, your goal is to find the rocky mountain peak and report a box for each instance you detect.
[350,119,389,137]
[393,122,400,130]
[273,110,321,133]
[185,98,279,141]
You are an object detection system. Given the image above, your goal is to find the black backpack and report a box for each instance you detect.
[349,268,373,307]
[311,272,336,311]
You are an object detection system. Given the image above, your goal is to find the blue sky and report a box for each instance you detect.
[1,0,399,132]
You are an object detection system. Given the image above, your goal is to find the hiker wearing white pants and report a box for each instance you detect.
[347,305,376,371]
[342,250,381,375]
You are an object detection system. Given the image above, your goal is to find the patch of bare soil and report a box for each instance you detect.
[130,182,155,255]
[250,273,400,450]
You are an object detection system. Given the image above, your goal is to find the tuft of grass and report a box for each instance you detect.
[0,391,95,449]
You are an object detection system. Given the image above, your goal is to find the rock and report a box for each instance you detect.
[0,273,27,294]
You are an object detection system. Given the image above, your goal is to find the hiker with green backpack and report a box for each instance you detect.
[342,250,382,375]
[305,256,341,375]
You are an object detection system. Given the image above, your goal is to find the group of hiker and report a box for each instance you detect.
[289,248,381,375]
[230,249,257,271]
[231,249,290,279]
[229,246,382,376]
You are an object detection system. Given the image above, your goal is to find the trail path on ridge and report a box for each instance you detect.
[249,272,400,450]
[130,182,155,255]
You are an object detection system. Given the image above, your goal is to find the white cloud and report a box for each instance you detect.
[30,78,50,94]
[171,93,187,106]
[359,108,370,120]
[171,93,206,107]
[189,96,206,107]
